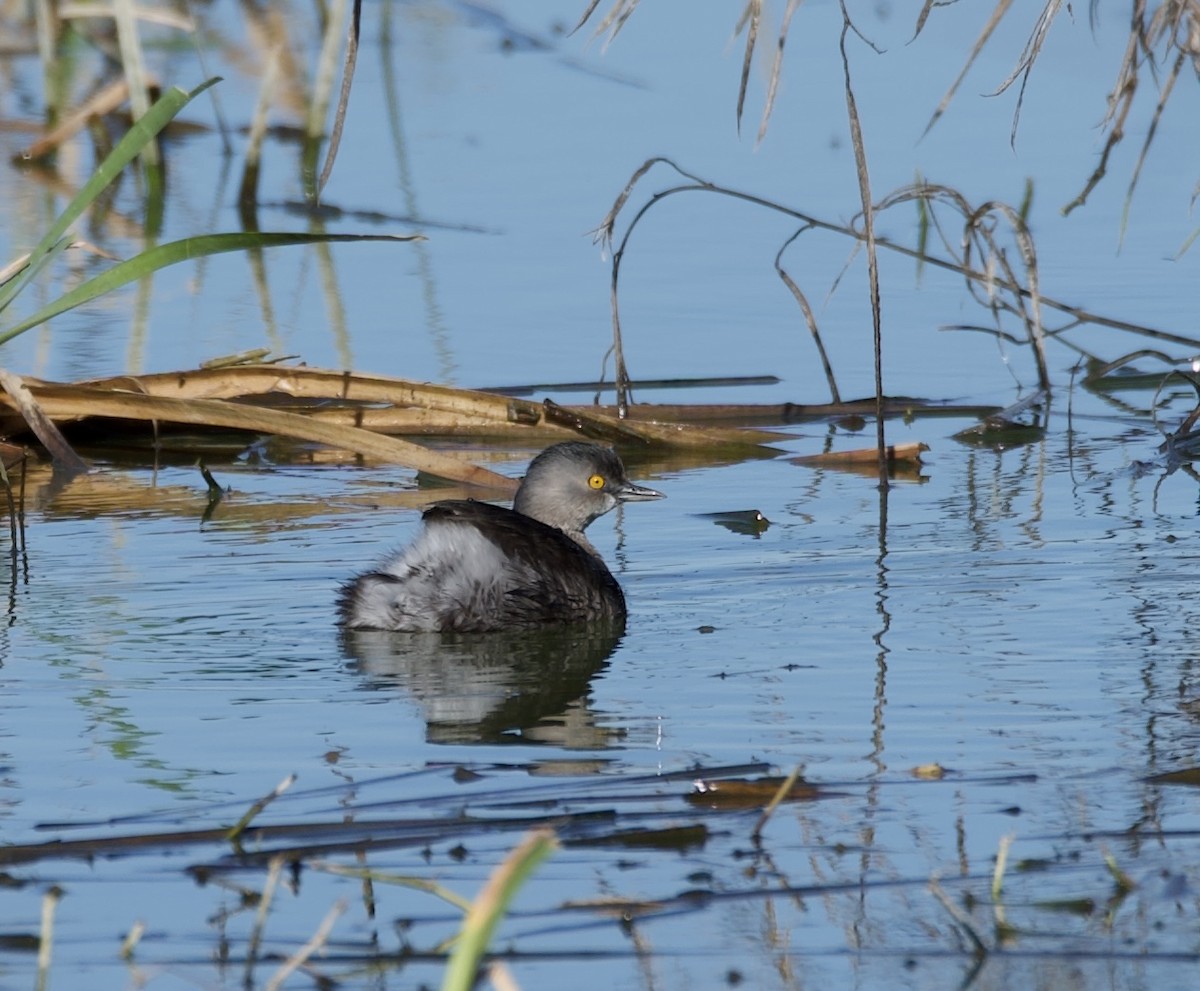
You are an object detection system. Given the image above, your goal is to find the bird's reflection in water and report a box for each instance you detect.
[341,619,625,746]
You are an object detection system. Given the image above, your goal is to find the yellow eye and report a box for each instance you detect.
[588,474,606,490]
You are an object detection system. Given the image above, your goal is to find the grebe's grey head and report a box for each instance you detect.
[512,442,663,540]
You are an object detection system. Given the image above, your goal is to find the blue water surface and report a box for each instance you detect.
[2,2,1200,989]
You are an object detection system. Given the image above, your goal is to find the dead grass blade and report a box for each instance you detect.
[264,899,345,991]
[315,0,362,200]
[60,366,527,421]
[774,232,840,403]
[35,885,63,991]
[10,364,781,451]
[1063,28,1137,215]
[838,5,888,482]
[921,0,1014,137]
[600,158,1200,410]
[751,764,805,839]
[734,0,762,136]
[227,775,297,847]
[0,366,789,500]
[569,0,605,35]
[0,370,87,475]
[1065,0,1200,217]
[1,382,519,490]
[1118,47,1183,246]
[574,0,640,49]
[757,0,802,147]
[989,0,1063,147]
[244,855,286,988]
[876,182,1050,392]
[911,0,937,40]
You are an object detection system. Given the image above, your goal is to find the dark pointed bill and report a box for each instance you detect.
[617,481,665,502]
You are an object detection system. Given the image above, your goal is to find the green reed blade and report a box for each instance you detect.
[0,78,218,316]
[0,231,423,346]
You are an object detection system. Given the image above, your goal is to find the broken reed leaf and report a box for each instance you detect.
[226,774,296,846]
[75,364,536,420]
[0,383,519,490]
[686,775,822,810]
[752,763,805,838]
[7,364,784,452]
[36,885,62,985]
[790,441,929,466]
[263,898,346,991]
[1102,850,1137,894]
[119,921,145,960]
[0,370,87,475]
[244,855,285,984]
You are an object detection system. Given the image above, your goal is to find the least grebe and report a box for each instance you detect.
[338,441,664,632]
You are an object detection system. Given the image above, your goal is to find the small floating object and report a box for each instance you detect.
[953,419,1045,449]
[696,509,771,536]
[686,775,821,809]
[790,441,929,466]
[1145,767,1200,787]
[953,389,1047,449]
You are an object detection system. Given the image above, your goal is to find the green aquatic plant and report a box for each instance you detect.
[0,79,419,348]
